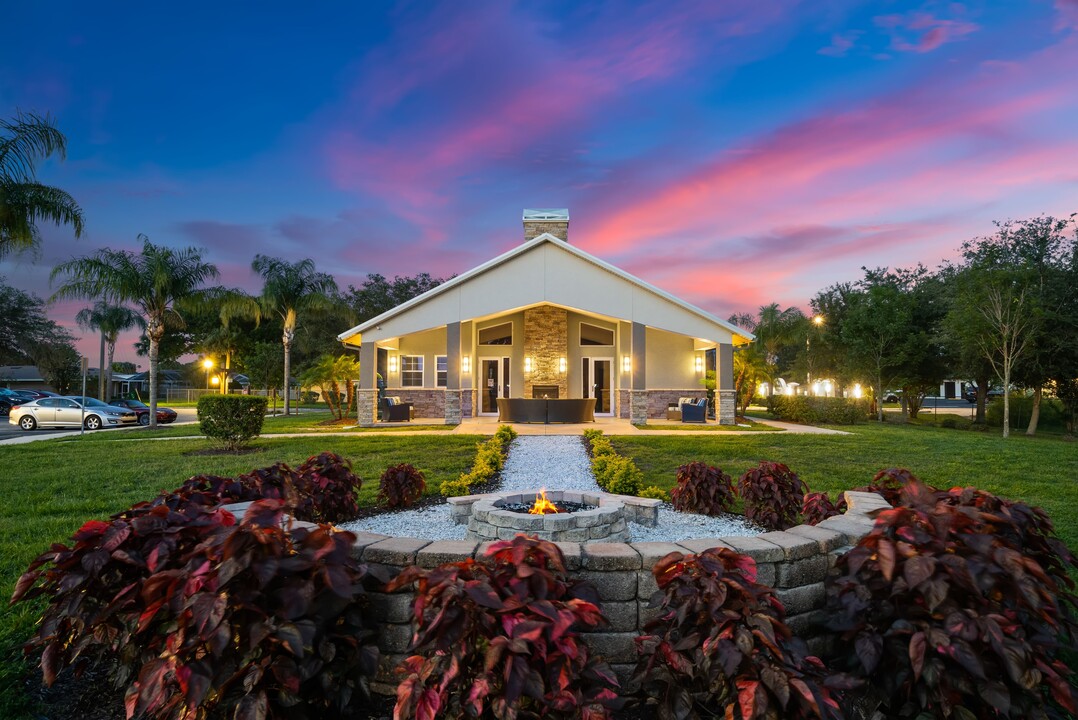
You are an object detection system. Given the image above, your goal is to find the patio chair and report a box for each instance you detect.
[680,398,708,423]
[381,396,414,422]
[665,396,697,421]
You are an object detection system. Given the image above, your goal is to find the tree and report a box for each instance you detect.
[75,301,144,399]
[0,277,62,365]
[754,303,805,397]
[51,236,219,427]
[245,342,284,413]
[197,289,261,394]
[842,279,913,422]
[344,272,448,324]
[252,255,337,416]
[0,111,84,258]
[31,335,81,394]
[977,282,1034,439]
[299,354,360,420]
[731,343,768,415]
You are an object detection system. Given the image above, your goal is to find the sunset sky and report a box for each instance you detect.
[2,1,1076,365]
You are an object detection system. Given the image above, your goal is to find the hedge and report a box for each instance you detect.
[766,395,869,424]
[197,394,268,450]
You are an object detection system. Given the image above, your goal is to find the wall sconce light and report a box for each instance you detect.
[388,355,398,373]
[694,355,704,373]
[622,355,632,373]
[558,357,566,373]
[461,356,471,373]
[524,357,533,372]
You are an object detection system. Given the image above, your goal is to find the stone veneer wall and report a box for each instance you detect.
[260,489,887,694]
[387,388,445,419]
[523,305,568,399]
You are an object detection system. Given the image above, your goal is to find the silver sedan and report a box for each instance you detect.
[8,397,138,431]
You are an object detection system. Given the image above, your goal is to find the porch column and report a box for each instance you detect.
[630,322,648,425]
[445,322,462,425]
[717,342,735,425]
[356,340,378,426]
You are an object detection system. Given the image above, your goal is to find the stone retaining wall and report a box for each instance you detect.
[225,490,888,695]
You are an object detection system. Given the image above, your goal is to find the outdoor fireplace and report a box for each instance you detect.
[532,385,559,399]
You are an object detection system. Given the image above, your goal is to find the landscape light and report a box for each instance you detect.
[202,358,214,370]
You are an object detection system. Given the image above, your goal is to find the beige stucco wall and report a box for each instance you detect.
[645,327,699,389]
[392,327,447,388]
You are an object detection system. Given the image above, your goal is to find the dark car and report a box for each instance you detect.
[13,389,62,400]
[963,387,1005,403]
[0,388,27,416]
[108,398,178,425]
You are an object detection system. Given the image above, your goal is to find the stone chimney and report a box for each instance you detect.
[523,208,569,242]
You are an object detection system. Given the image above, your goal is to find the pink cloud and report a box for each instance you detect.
[874,10,979,53]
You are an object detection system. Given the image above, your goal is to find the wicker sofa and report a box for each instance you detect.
[381,396,415,422]
[666,397,707,422]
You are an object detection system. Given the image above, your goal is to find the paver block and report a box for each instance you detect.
[786,524,847,553]
[817,516,874,543]
[581,632,639,663]
[364,537,431,566]
[348,532,391,560]
[777,555,829,588]
[631,542,691,569]
[786,609,828,637]
[676,537,735,555]
[577,570,637,601]
[756,531,819,561]
[755,562,777,587]
[368,592,415,623]
[721,535,783,563]
[582,543,641,571]
[416,540,478,568]
[775,582,825,615]
[377,622,413,654]
[600,601,639,632]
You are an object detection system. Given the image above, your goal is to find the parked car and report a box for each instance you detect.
[13,389,62,400]
[108,398,178,425]
[9,397,137,431]
[963,387,1005,403]
[0,388,27,416]
[882,390,902,403]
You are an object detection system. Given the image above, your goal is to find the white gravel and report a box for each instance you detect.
[338,435,761,542]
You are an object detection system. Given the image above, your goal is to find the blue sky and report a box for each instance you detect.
[2,1,1076,364]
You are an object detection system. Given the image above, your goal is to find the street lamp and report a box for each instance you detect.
[202,358,214,390]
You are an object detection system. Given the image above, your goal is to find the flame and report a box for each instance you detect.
[528,488,560,515]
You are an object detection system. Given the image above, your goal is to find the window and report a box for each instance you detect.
[401,355,424,387]
[436,356,448,387]
[479,322,513,345]
[580,323,614,346]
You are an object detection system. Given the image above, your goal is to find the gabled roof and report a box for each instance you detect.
[0,365,46,382]
[337,233,754,344]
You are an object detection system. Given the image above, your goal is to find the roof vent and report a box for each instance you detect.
[523,208,569,242]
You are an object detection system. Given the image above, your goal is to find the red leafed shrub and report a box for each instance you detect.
[737,461,807,530]
[174,452,361,523]
[386,534,623,720]
[838,467,925,512]
[802,492,840,526]
[634,547,843,720]
[294,451,361,522]
[12,499,381,719]
[824,481,1078,719]
[378,463,426,509]
[670,462,735,516]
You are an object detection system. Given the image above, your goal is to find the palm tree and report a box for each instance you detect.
[754,303,806,397]
[252,255,337,415]
[1,111,84,258]
[51,235,219,427]
[75,301,145,399]
[201,288,261,393]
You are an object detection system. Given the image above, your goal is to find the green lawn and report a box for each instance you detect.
[633,419,781,432]
[3,423,1077,718]
[0,434,482,719]
[612,422,1078,550]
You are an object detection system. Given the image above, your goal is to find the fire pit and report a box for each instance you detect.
[465,489,630,544]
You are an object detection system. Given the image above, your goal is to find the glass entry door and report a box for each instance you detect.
[480,357,510,414]
[582,357,613,415]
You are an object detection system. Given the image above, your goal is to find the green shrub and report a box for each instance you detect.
[767,395,869,425]
[441,433,512,496]
[197,394,267,450]
[591,454,614,489]
[590,437,615,457]
[582,428,604,454]
[607,456,643,496]
[638,485,669,502]
[493,423,518,448]
[439,478,474,496]
[987,394,1066,431]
